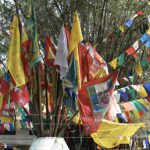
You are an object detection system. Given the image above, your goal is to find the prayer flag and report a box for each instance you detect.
[78,71,118,135]
[134,63,143,76]
[119,25,125,32]
[125,19,133,27]
[69,11,83,89]
[140,33,149,43]
[118,53,125,66]
[138,86,148,98]
[91,119,145,149]
[137,10,143,16]
[55,25,68,79]
[109,58,117,69]
[69,11,83,55]
[125,47,138,58]
[144,82,150,94]
[85,42,108,80]
[27,0,41,68]
[45,35,56,66]
[11,85,30,107]
[55,25,68,68]
[7,16,26,87]
[145,40,150,48]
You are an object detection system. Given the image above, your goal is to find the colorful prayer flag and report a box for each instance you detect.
[78,71,118,135]
[45,35,56,67]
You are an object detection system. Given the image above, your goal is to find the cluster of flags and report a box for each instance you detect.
[0,0,150,149]
[119,10,144,32]
[109,27,150,70]
[114,82,150,102]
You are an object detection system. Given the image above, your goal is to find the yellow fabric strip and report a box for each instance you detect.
[138,86,148,98]
[0,116,13,123]
[7,16,26,87]
[0,93,3,110]
[69,11,83,55]
[109,58,117,69]
[74,47,81,89]
[91,119,145,149]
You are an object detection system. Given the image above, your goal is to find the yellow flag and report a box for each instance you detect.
[91,119,145,149]
[69,11,83,55]
[119,25,125,32]
[138,99,149,109]
[138,86,148,98]
[134,63,143,76]
[146,28,150,35]
[0,116,13,123]
[109,58,117,69]
[7,16,26,87]
[69,11,83,89]
[132,110,140,120]
[0,93,3,110]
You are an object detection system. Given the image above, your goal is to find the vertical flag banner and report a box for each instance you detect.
[54,25,68,78]
[7,16,26,87]
[27,0,41,68]
[45,35,56,66]
[69,11,83,89]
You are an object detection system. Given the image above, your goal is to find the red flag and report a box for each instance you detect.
[10,85,30,107]
[137,10,143,16]
[0,74,10,96]
[45,35,56,66]
[85,42,108,80]
[21,39,31,81]
[146,55,150,63]
[125,47,138,58]
[78,43,89,83]
[78,71,118,135]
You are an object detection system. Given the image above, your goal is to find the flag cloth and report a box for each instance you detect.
[117,53,125,66]
[125,47,138,58]
[45,35,56,66]
[134,63,143,76]
[109,58,117,69]
[144,82,150,94]
[138,86,148,98]
[78,71,118,135]
[65,55,77,88]
[69,11,83,55]
[54,25,68,79]
[85,42,108,80]
[21,26,31,82]
[55,25,68,68]
[119,25,125,32]
[125,19,133,27]
[7,16,26,87]
[90,119,145,149]
[27,0,41,68]
[69,11,83,89]
[10,85,30,107]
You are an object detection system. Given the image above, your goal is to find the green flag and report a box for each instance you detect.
[27,0,41,68]
[118,53,125,66]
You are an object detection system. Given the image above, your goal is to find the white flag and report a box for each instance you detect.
[54,25,68,68]
[132,40,139,50]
